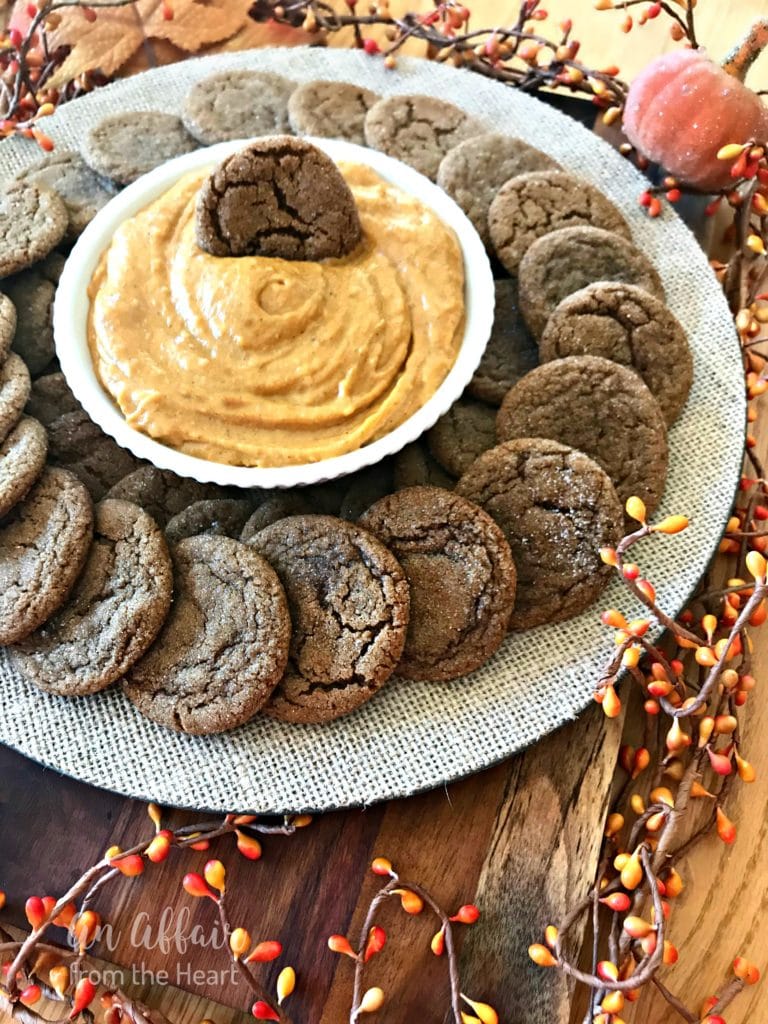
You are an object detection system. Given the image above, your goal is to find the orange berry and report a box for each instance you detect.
[529,943,557,967]
[371,857,393,876]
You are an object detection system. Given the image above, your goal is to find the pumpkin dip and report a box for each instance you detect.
[87,163,465,467]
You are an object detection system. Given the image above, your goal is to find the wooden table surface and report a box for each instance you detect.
[3,4,768,1023]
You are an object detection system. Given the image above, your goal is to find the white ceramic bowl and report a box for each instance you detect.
[53,137,495,489]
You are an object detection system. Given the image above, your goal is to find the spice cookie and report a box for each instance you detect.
[47,409,143,501]
[25,372,80,425]
[393,440,455,491]
[437,133,560,246]
[427,398,497,478]
[518,226,665,339]
[288,79,379,144]
[13,149,118,239]
[82,111,196,186]
[123,535,290,735]
[539,282,693,426]
[165,498,254,544]
[182,70,295,145]
[364,94,481,181]
[0,293,15,364]
[3,252,65,375]
[0,467,93,645]
[0,416,48,519]
[456,439,622,629]
[249,515,410,724]
[359,487,516,681]
[0,182,67,279]
[339,463,394,521]
[105,466,221,527]
[467,279,539,405]
[0,353,31,443]
[497,355,669,515]
[488,170,630,275]
[240,493,310,542]
[196,136,362,260]
[10,499,173,697]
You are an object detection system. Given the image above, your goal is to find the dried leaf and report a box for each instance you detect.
[149,0,253,49]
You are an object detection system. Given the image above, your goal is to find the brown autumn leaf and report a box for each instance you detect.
[47,0,253,88]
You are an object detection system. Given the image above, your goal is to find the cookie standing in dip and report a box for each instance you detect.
[86,162,465,468]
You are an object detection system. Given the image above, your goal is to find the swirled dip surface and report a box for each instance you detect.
[87,163,465,466]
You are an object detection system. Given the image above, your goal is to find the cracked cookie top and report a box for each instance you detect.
[456,438,622,629]
[122,534,291,735]
[195,136,362,260]
[249,514,410,724]
[81,111,196,186]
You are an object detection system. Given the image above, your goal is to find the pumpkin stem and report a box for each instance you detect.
[722,18,768,82]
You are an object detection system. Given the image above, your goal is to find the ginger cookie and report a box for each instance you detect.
[339,463,394,521]
[10,499,173,697]
[0,467,93,645]
[359,487,516,681]
[123,535,290,735]
[456,439,622,629]
[0,353,31,443]
[467,279,539,406]
[165,498,254,544]
[488,170,630,275]
[427,397,497,478]
[0,416,47,520]
[0,293,16,363]
[518,226,665,339]
[82,111,196,186]
[437,133,560,246]
[105,466,220,527]
[240,492,310,542]
[25,371,80,425]
[183,70,295,145]
[497,355,669,515]
[13,149,118,239]
[539,282,693,425]
[364,94,482,181]
[195,137,362,260]
[249,515,410,724]
[48,409,144,501]
[288,80,379,145]
[3,252,65,376]
[393,440,455,491]
[0,182,67,279]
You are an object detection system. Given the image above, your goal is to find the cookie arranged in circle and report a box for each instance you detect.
[82,111,196,186]
[497,354,669,514]
[13,149,118,239]
[249,515,410,724]
[3,252,65,375]
[288,79,379,144]
[0,467,93,645]
[539,282,693,425]
[456,439,622,629]
[10,499,173,697]
[183,70,295,145]
[518,226,665,338]
[165,498,253,544]
[196,137,362,260]
[467,279,539,405]
[427,398,497,478]
[339,463,394,522]
[393,441,455,492]
[25,371,80,425]
[364,94,481,181]
[359,487,516,681]
[0,293,16,363]
[240,492,310,542]
[0,416,48,520]
[105,466,220,527]
[488,170,630,274]
[437,133,560,246]
[0,353,31,443]
[0,182,67,279]
[123,535,290,735]
[48,409,143,501]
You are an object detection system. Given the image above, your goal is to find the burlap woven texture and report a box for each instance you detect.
[0,49,744,813]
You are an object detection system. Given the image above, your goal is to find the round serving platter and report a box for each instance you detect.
[0,47,744,814]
